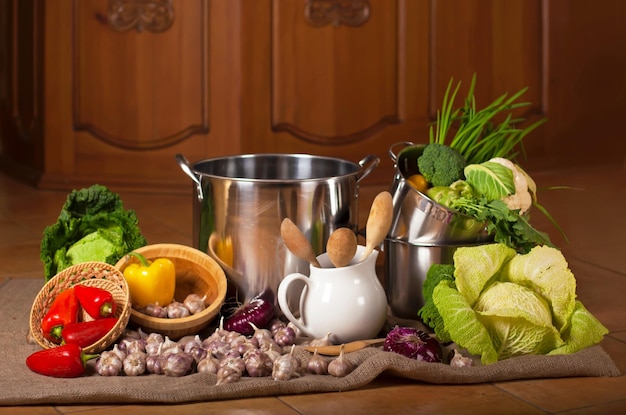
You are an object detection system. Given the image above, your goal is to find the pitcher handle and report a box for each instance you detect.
[356,155,380,183]
[175,154,203,202]
[277,273,313,337]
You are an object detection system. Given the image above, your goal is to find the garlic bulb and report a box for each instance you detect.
[96,352,123,376]
[183,294,207,314]
[166,301,191,319]
[123,351,147,376]
[307,348,329,375]
[328,345,354,377]
[272,345,301,381]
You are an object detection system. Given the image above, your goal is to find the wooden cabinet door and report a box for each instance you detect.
[235,0,547,185]
[238,0,428,185]
[2,0,624,194]
[236,0,625,188]
[39,0,232,192]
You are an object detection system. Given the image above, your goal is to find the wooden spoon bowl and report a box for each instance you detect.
[326,227,358,268]
[280,218,321,268]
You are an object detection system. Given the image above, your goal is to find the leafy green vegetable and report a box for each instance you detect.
[474,282,564,360]
[420,243,608,364]
[438,188,553,254]
[453,243,516,306]
[418,264,455,343]
[40,184,147,281]
[464,161,515,200]
[433,280,498,364]
[428,159,556,254]
[548,301,609,355]
[500,245,576,333]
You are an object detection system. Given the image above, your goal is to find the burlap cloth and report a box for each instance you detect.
[1,278,620,406]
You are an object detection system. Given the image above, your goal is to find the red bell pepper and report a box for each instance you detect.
[41,287,80,343]
[61,317,118,348]
[26,343,99,378]
[74,284,117,319]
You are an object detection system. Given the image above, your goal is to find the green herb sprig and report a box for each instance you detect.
[430,75,546,165]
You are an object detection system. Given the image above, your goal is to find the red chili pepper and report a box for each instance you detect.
[25,344,99,378]
[61,317,118,348]
[74,284,117,319]
[41,287,80,343]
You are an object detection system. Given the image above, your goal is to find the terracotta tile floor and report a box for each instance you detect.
[1,163,625,414]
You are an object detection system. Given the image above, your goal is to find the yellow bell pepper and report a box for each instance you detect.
[123,252,176,308]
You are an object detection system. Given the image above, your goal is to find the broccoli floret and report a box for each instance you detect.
[417,143,466,187]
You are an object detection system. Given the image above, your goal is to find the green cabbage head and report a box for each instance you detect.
[425,243,608,364]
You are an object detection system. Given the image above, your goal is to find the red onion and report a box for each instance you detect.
[223,289,276,335]
[383,326,442,363]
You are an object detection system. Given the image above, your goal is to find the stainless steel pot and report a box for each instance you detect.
[387,142,492,244]
[383,238,489,319]
[383,142,493,319]
[176,153,379,302]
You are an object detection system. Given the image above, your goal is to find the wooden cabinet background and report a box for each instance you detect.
[1,0,625,195]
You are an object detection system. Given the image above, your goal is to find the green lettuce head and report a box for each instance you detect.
[421,243,608,364]
[40,184,147,280]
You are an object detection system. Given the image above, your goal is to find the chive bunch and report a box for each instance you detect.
[429,75,546,165]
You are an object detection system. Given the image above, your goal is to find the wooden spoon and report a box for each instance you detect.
[360,191,393,261]
[280,218,321,268]
[304,338,386,355]
[326,227,358,268]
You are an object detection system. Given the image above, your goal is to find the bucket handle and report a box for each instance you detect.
[175,153,204,202]
[388,141,415,163]
[356,155,380,183]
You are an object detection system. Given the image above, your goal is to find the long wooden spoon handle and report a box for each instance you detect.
[281,218,321,268]
[361,191,393,260]
[304,338,386,355]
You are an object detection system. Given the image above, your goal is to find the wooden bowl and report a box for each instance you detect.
[29,262,131,353]
[115,243,227,339]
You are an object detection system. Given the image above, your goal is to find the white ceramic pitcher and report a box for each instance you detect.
[277,245,388,344]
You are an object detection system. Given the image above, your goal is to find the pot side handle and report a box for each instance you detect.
[356,155,380,183]
[175,153,204,202]
[388,141,415,163]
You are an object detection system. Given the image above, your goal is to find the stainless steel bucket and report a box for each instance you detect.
[383,238,489,319]
[176,153,379,302]
[383,142,493,319]
[387,142,492,244]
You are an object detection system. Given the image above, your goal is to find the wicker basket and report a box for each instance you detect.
[29,262,131,353]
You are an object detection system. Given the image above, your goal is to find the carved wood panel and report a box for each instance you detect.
[4,0,622,194]
[304,0,371,28]
[72,0,208,150]
[262,0,547,182]
[271,0,400,145]
[107,0,174,33]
